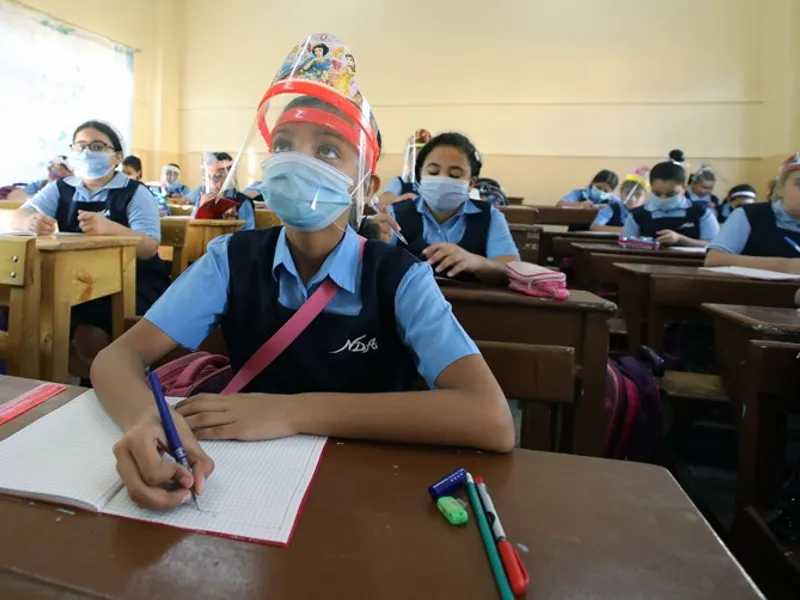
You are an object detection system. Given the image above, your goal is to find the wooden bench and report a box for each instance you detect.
[0,237,39,378]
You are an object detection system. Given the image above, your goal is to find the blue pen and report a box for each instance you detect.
[784,236,800,255]
[147,372,199,508]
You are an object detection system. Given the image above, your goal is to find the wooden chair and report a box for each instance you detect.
[159,218,188,279]
[255,209,281,229]
[0,237,40,378]
[477,341,575,451]
[184,220,245,266]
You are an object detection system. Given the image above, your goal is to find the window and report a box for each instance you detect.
[0,1,134,185]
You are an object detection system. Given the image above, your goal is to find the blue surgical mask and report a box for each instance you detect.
[588,185,610,203]
[71,151,113,180]
[419,176,470,212]
[166,182,183,194]
[259,152,353,232]
[649,193,684,211]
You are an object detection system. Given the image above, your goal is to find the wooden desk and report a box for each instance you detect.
[615,264,798,354]
[37,235,139,383]
[703,304,800,415]
[159,216,190,278]
[528,205,598,227]
[0,377,764,600]
[167,204,194,216]
[539,231,618,267]
[441,284,616,456]
[499,205,539,225]
[508,223,541,263]
[184,219,245,266]
[506,195,524,205]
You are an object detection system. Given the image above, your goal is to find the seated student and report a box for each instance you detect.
[90,35,514,510]
[161,163,191,202]
[622,160,720,247]
[716,184,756,224]
[474,177,508,208]
[590,171,649,232]
[686,164,721,213]
[11,120,170,381]
[557,169,620,208]
[189,152,256,230]
[387,132,519,284]
[706,153,800,272]
[23,156,72,196]
[378,128,431,206]
[121,155,143,181]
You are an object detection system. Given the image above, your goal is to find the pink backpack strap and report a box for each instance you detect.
[221,235,367,394]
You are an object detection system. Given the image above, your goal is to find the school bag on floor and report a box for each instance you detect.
[604,348,664,463]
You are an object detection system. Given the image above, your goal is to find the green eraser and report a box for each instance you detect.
[437,495,468,526]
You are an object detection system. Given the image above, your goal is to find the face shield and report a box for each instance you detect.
[202,152,235,197]
[162,164,181,184]
[401,129,430,184]
[622,166,651,206]
[221,33,380,232]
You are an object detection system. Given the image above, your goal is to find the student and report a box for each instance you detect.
[11,120,170,381]
[121,156,143,181]
[23,156,72,196]
[189,152,256,230]
[622,160,719,246]
[378,128,430,205]
[706,153,800,271]
[590,171,649,232]
[686,165,721,213]
[716,184,756,224]
[90,35,514,510]
[387,132,519,284]
[557,169,619,208]
[161,163,191,201]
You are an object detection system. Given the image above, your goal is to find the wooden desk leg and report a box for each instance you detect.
[111,246,137,340]
[573,313,610,456]
[7,253,40,379]
[171,247,183,279]
[39,253,71,383]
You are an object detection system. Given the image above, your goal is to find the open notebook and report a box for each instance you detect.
[0,390,326,546]
[700,266,800,281]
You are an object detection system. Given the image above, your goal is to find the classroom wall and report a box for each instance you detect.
[178,0,771,201]
[16,0,183,181]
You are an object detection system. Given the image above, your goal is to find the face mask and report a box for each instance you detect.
[588,185,610,202]
[649,193,684,211]
[71,151,113,180]
[166,182,183,194]
[260,152,353,232]
[419,176,470,212]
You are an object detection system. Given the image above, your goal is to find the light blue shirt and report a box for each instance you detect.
[23,180,47,195]
[709,201,800,254]
[560,187,620,205]
[387,197,519,260]
[592,199,628,227]
[383,177,419,197]
[23,172,161,241]
[242,182,263,199]
[190,197,255,231]
[186,186,205,206]
[144,227,479,388]
[165,184,191,197]
[621,197,720,241]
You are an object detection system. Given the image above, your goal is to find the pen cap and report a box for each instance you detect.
[428,467,467,501]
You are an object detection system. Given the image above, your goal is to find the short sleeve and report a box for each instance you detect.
[21,181,61,217]
[707,208,751,254]
[559,189,582,203]
[485,207,519,259]
[394,262,479,388]
[186,187,202,206]
[622,214,640,237]
[698,207,721,241]
[125,185,162,241]
[144,235,232,349]
[238,201,256,230]
[383,177,403,197]
[592,205,613,226]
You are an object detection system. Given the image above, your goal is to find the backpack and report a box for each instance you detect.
[604,351,663,463]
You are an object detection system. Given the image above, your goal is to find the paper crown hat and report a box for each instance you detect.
[781,152,800,173]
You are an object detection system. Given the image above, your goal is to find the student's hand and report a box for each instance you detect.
[222,207,238,220]
[27,211,57,234]
[199,192,217,207]
[656,229,684,246]
[113,407,215,510]
[176,393,297,441]
[367,207,401,243]
[423,242,481,278]
[78,211,120,235]
[395,192,417,202]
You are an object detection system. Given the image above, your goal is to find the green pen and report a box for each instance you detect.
[465,472,515,600]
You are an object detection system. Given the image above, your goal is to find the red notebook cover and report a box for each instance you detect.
[194,197,240,220]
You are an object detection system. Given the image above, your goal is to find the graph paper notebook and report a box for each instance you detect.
[0,390,326,546]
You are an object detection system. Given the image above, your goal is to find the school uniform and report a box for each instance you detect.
[622,196,720,241]
[144,226,479,391]
[189,190,256,230]
[387,197,519,281]
[716,201,733,224]
[383,176,420,197]
[23,172,170,333]
[559,188,621,232]
[164,183,191,198]
[686,189,722,213]
[591,199,628,228]
[22,180,47,196]
[708,201,800,257]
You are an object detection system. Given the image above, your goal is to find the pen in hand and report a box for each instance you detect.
[147,372,200,509]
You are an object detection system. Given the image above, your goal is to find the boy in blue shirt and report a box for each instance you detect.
[90,34,514,511]
[622,160,719,247]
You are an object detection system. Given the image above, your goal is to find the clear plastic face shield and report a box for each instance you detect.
[622,166,651,207]
[221,34,380,232]
[202,152,237,197]
[401,129,430,184]
[162,164,181,184]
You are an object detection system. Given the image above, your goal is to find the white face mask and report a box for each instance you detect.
[419,176,470,212]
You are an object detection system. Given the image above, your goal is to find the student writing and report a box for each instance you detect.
[387,132,519,284]
[121,155,143,181]
[161,163,191,201]
[190,152,255,230]
[91,34,514,511]
[590,170,649,233]
[622,160,719,247]
[705,153,800,272]
[686,164,721,213]
[22,156,71,196]
[716,184,756,224]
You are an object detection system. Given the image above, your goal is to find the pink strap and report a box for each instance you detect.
[221,235,367,394]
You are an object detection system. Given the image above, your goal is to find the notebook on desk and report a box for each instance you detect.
[700,266,800,281]
[0,390,326,546]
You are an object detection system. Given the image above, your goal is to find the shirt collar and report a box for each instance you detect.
[271,226,360,294]
[63,171,130,191]
[772,200,800,229]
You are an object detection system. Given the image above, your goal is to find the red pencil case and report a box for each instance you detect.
[617,236,661,250]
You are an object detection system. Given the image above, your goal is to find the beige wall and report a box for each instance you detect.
[17,0,183,180]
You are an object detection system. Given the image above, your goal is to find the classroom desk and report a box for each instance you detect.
[499,205,539,225]
[702,304,800,415]
[36,234,140,383]
[167,203,194,216]
[615,264,799,354]
[0,377,765,600]
[506,195,524,205]
[538,231,618,267]
[158,216,190,278]
[528,205,598,227]
[570,242,705,290]
[441,283,616,456]
[508,223,541,263]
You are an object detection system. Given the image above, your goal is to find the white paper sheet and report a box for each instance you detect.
[700,266,800,281]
